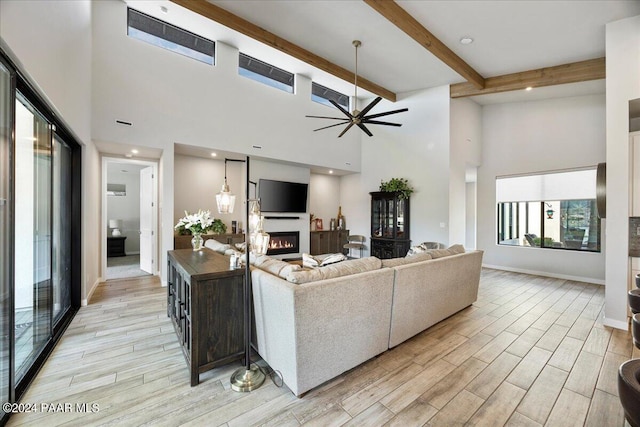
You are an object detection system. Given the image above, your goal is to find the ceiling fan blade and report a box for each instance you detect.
[363,119,402,127]
[357,96,382,118]
[329,100,353,119]
[357,123,373,137]
[338,122,355,138]
[364,108,409,120]
[313,121,350,132]
[306,115,351,120]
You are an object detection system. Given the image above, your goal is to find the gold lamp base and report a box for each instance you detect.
[230,364,265,392]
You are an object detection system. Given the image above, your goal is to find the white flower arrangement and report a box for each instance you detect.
[175,209,214,235]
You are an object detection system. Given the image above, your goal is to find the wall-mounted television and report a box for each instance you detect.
[258,179,308,213]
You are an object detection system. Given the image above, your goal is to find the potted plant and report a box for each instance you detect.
[379,178,414,200]
[211,218,227,234]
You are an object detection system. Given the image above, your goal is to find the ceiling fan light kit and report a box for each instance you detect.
[306,40,408,137]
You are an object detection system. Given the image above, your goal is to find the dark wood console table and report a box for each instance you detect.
[167,249,245,386]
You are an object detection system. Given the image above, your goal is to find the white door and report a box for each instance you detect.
[139,167,154,274]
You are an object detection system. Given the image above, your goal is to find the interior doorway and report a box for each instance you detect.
[102,157,158,281]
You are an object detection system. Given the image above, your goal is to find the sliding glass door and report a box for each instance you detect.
[0,58,14,422]
[1,48,80,424]
[53,134,72,325]
[14,92,52,382]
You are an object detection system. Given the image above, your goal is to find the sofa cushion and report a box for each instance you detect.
[382,252,433,267]
[204,238,231,254]
[286,257,382,284]
[254,255,301,279]
[427,244,466,259]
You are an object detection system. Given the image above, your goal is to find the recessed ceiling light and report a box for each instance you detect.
[525,87,533,91]
[160,6,168,13]
[460,36,474,45]
[211,152,217,157]
[131,149,139,154]
[329,170,334,174]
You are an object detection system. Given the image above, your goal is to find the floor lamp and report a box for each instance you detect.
[228,156,267,392]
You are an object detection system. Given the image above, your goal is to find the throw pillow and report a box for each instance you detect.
[406,244,428,256]
[302,252,347,268]
[448,244,466,254]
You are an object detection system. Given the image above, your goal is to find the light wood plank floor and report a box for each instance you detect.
[7,269,639,426]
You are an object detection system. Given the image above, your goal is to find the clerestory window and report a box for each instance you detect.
[127,8,215,65]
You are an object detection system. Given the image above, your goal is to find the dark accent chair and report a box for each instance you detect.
[618,359,640,427]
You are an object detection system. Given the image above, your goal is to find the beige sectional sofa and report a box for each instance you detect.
[250,247,484,396]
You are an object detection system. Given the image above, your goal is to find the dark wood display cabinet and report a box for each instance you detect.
[370,191,411,259]
[310,230,349,255]
[167,249,245,386]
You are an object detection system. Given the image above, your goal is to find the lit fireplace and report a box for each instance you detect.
[267,231,300,256]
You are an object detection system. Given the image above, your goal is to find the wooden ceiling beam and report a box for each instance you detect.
[363,0,485,90]
[450,57,605,98]
[170,0,397,102]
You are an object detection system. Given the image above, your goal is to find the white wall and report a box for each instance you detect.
[91,1,362,170]
[107,163,144,254]
[605,15,640,329]
[466,181,477,249]
[450,98,483,245]
[309,173,342,229]
[341,86,452,254]
[478,94,606,283]
[174,154,244,231]
[1,0,97,303]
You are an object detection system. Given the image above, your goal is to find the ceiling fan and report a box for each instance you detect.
[306,40,408,138]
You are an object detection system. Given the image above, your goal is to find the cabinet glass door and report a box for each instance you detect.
[372,198,383,238]
[397,199,405,238]
[383,198,395,238]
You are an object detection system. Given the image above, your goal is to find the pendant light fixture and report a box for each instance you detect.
[306,40,408,137]
[216,159,236,214]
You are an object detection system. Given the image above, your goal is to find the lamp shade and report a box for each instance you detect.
[216,182,236,214]
[108,219,122,229]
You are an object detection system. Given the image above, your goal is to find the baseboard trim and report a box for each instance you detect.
[482,264,605,286]
[603,317,629,331]
[82,277,102,306]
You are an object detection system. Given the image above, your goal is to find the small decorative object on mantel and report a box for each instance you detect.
[379,178,414,200]
[337,206,345,230]
[310,213,316,231]
[174,209,214,251]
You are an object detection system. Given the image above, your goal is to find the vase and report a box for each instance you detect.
[191,233,204,251]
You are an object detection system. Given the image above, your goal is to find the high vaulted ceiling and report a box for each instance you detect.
[130,0,640,105]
